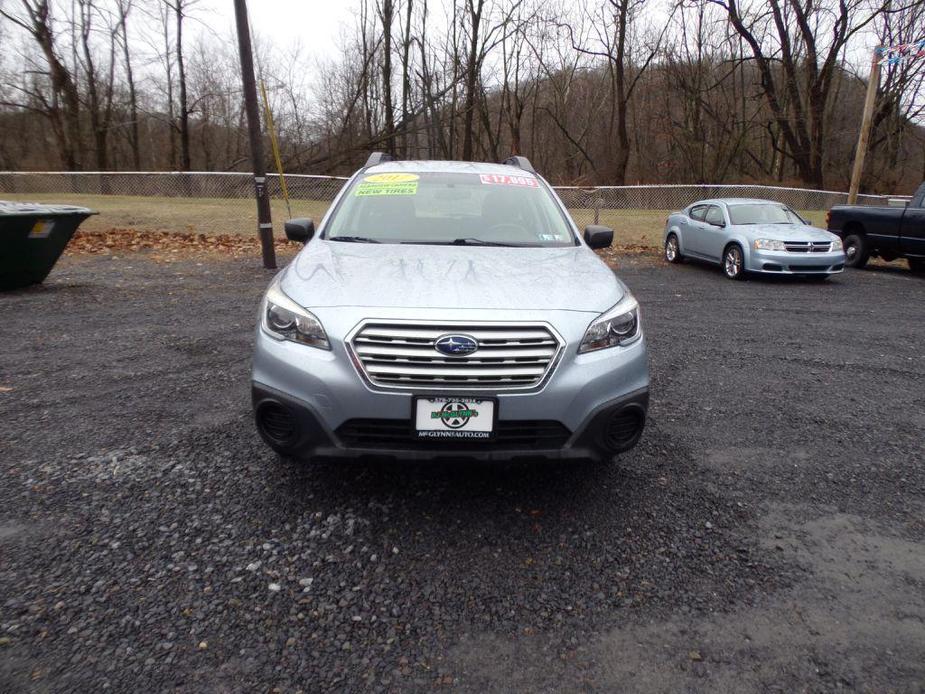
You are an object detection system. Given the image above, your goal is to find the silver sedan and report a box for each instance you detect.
[663,199,846,280]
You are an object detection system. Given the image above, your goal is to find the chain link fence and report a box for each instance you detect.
[0,172,907,242]
[0,172,347,238]
[0,171,347,199]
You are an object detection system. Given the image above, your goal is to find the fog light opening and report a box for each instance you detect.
[602,408,644,452]
[256,401,299,447]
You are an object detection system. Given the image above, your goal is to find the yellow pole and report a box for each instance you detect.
[848,48,881,205]
[259,80,292,219]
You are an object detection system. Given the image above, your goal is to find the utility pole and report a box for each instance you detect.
[233,0,276,269]
[847,48,881,205]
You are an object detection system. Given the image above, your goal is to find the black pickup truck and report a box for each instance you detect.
[826,181,925,272]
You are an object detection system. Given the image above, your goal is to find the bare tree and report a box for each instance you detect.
[163,0,193,170]
[708,0,887,186]
[556,0,671,184]
[75,0,118,169]
[1,0,84,168]
[458,0,522,160]
[114,0,141,168]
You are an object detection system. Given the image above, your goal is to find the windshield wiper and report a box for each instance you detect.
[451,237,517,247]
[328,235,381,243]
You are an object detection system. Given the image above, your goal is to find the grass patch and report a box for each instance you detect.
[2,193,331,237]
[1,193,829,252]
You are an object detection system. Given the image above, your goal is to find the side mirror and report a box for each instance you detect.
[284,218,315,244]
[583,224,614,249]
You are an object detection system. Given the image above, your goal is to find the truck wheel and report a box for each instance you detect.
[664,233,683,264]
[844,233,869,269]
[909,258,925,274]
[722,244,745,280]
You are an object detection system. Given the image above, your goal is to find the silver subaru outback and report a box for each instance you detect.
[251,155,649,462]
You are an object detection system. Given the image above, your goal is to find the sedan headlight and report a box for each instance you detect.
[754,238,786,251]
[830,237,843,251]
[262,283,329,350]
[579,296,640,354]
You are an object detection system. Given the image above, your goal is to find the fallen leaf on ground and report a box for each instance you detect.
[63,227,661,265]
[64,228,300,260]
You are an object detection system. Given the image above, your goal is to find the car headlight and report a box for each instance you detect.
[754,238,786,251]
[262,283,330,350]
[830,237,843,251]
[579,296,640,354]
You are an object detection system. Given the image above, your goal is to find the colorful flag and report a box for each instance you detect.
[877,40,925,65]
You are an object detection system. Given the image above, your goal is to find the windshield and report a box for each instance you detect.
[728,203,804,225]
[324,171,576,246]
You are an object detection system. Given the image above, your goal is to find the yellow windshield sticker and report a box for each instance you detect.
[363,173,419,183]
[354,180,418,197]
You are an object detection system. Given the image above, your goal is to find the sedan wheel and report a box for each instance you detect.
[723,245,745,280]
[664,234,682,264]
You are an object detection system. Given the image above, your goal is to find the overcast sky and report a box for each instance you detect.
[193,0,881,70]
[199,0,358,61]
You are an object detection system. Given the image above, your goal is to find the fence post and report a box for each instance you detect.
[594,188,600,225]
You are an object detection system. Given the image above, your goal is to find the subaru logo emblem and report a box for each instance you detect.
[435,334,479,356]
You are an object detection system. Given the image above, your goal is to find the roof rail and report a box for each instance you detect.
[364,151,394,167]
[501,155,535,174]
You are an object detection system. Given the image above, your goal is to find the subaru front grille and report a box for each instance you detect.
[348,321,564,390]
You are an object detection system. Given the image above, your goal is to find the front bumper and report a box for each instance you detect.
[251,311,650,462]
[252,382,649,462]
[747,249,846,274]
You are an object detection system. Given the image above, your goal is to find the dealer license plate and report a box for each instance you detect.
[414,397,495,439]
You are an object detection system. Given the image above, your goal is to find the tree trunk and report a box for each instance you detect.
[118,1,141,169]
[612,1,629,185]
[461,0,484,161]
[78,1,111,170]
[160,3,177,169]
[400,0,413,156]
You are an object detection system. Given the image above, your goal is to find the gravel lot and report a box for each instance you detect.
[1,252,924,692]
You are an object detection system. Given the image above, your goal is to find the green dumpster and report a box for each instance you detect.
[0,201,97,291]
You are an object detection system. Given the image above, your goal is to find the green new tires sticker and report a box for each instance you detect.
[354,172,419,197]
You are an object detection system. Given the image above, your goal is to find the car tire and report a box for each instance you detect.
[844,232,869,269]
[722,243,745,280]
[908,258,925,274]
[664,233,683,264]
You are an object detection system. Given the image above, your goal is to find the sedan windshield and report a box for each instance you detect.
[728,203,804,225]
[324,171,576,246]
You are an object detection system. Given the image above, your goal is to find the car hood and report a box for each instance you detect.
[737,223,835,241]
[279,240,622,312]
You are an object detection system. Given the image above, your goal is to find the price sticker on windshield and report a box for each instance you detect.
[479,174,538,188]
